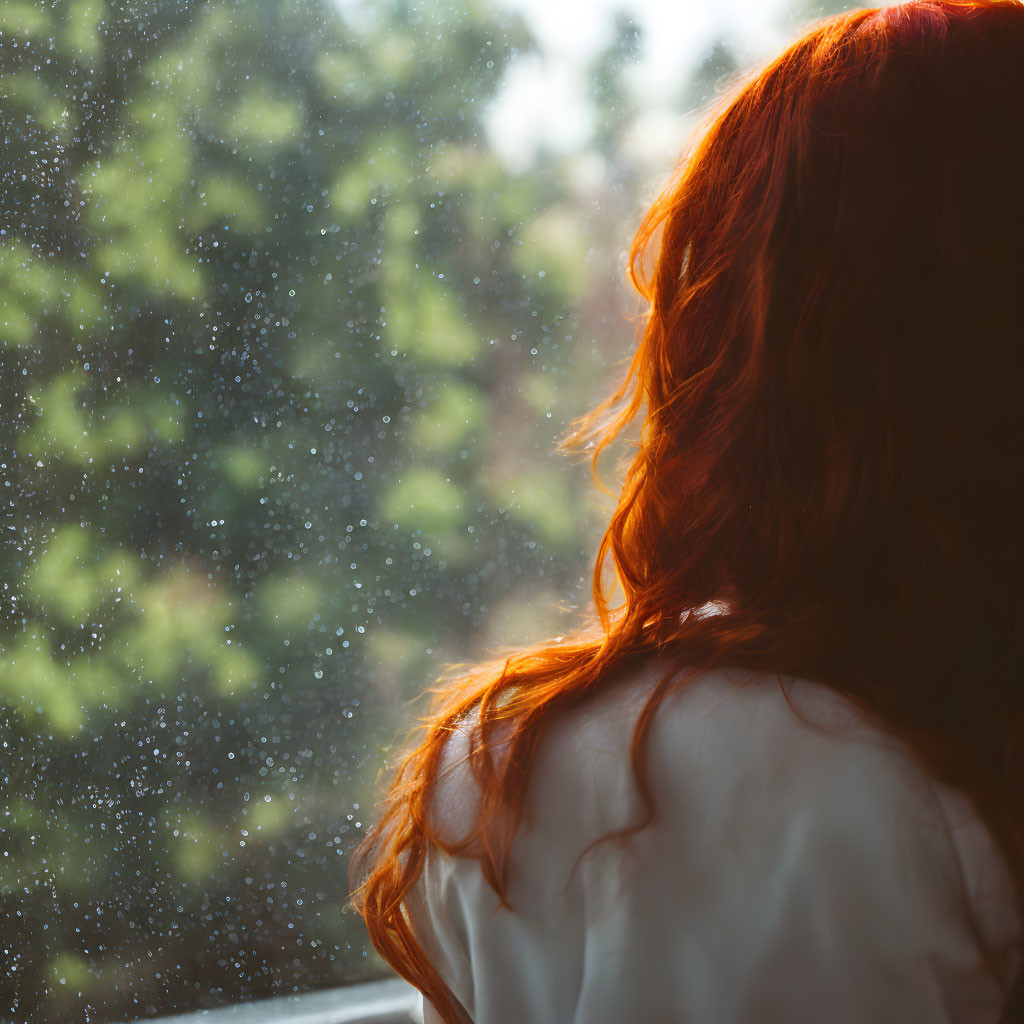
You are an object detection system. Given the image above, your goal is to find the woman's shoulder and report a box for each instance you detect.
[442,653,1021,947]
[427,657,951,874]
[525,658,927,824]
[430,656,950,845]
[416,657,1022,1020]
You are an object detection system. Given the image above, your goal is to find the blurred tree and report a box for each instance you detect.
[588,10,642,164]
[0,0,611,1020]
[683,37,741,112]
[790,0,857,23]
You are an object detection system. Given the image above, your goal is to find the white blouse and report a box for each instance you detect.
[405,661,1021,1023]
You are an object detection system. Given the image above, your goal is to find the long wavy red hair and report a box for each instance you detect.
[350,2,1024,1020]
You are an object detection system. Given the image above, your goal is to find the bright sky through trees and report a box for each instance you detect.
[490,0,797,168]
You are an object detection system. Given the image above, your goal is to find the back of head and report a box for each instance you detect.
[611,0,1023,737]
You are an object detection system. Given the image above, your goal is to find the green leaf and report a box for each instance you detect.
[379,469,466,535]
[0,2,50,37]
[412,381,484,452]
[227,83,302,147]
[63,0,103,59]
[494,466,577,546]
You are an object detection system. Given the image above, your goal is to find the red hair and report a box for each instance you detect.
[351,3,1024,1019]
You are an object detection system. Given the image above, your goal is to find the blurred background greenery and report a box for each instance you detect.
[0,0,848,1019]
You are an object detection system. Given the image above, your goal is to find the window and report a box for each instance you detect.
[0,0,838,1020]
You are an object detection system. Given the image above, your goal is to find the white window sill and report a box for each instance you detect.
[134,977,422,1024]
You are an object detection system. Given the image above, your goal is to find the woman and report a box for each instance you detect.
[350,2,1024,1020]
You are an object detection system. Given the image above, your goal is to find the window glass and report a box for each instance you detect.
[1,0,844,1020]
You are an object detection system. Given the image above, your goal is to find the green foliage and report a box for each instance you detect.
[380,469,468,535]
[513,206,592,295]
[0,242,61,347]
[25,525,138,628]
[412,382,484,451]
[0,0,614,1020]
[62,0,103,60]
[493,465,577,546]
[227,84,303,148]
[386,279,484,365]
[256,574,324,636]
[0,2,50,37]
